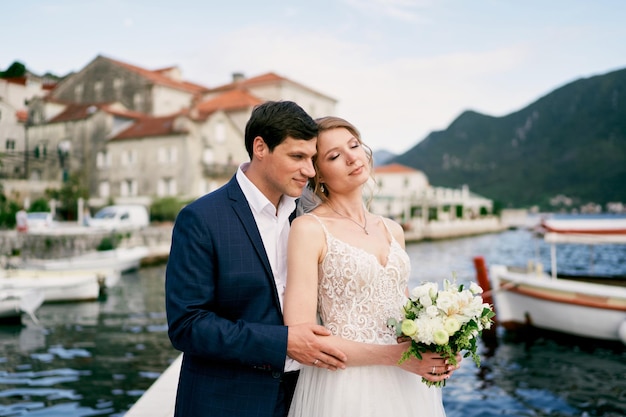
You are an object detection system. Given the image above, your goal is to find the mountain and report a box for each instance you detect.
[391,67,626,209]
[373,149,397,167]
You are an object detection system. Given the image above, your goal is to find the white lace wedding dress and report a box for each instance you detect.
[288,214,446,417]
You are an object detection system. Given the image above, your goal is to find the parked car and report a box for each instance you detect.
[26,212,56,229]
[87,205,150,231]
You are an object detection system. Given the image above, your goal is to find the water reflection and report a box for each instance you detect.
[0,266,177,417]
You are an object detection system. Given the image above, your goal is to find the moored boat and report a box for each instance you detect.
[22,246,150,274]
[0,268,120,303]
[0,289,44,324]
[540,217,626,235]
[474,220,626,345]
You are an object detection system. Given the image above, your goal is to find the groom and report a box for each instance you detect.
[165,100,347,417]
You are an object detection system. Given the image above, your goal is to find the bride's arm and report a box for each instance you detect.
[283,215,324,328]
[284,217,458,382]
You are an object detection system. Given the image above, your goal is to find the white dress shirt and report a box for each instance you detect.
[236,163,301,372]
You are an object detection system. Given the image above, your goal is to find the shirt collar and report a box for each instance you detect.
[236,162,297,217]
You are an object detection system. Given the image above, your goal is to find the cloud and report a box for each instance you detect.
[343,0,434,22]
[183,23,541,153]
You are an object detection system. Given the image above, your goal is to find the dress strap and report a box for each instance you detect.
[379,216,397,244]
[304,213,332,244]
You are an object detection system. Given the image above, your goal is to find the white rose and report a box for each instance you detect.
[470,282,484,294]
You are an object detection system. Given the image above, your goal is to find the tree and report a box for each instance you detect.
[0,184,21,229]
[1,61,27,78]
[45,172,89,220]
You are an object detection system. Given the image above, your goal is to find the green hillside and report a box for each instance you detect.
[392,67,626,210]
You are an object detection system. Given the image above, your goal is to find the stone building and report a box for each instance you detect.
[13,55,337,208]
[0,73,54,180]
[49,56,208,116]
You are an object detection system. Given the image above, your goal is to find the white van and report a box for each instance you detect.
[87,205,149,231]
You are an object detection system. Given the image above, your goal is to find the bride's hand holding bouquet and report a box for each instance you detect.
[388,279,495,387]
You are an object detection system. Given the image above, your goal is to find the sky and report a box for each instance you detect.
[3,0,626,154]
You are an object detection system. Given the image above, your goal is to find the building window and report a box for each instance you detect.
[157,178,177,197]
[96,151,111,168]
[29,169,42,181]
[74,84,84,101]
[203,148,214,164]
[5,139,15,151]
[133,92,143,111]
[121,179,138,197]
[158,146,177,163]
[94,81,104,101]
[99,181,110,198]
[169,146,177,163]
[113,78,123,98]
[34,143,48,159]
[215,121,226,143]
[121,150,137,166]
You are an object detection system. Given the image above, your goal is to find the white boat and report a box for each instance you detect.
[540,217,626,235]
[22,246,150,274]
[0,289,44,324]
[475,220,626,345]
[0,268,120,303]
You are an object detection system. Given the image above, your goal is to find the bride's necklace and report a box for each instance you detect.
[328,203,369,235]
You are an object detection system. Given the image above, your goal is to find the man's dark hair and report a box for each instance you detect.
[244,101,318,158]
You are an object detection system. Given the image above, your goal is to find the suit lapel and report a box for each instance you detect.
[226,178,282,311]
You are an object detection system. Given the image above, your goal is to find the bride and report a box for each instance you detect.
[284,116,456,417]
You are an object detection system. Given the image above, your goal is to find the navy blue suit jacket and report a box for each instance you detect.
[165,176,290,417]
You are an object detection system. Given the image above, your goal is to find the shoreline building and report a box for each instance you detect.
[370,163,504,241]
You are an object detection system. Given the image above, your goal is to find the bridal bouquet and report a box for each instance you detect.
[387,279,495,387]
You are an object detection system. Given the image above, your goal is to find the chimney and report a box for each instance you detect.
[232,72,245,83]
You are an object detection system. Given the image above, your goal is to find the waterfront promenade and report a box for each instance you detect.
[1,216,511,262]
[125,354,182,417]
[0,223,172,263]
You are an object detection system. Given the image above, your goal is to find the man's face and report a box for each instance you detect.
[258,136,317,205]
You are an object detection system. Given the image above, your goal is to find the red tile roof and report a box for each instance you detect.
[208,72,285,93]
[48,102,144,123]
[208,71,336,101]
[194,89,262,118]
[1,76,57,90]
[110,115,187,141]
[104,56,209,95]
[374,163,419,174]
[16,109,28,122]
[101,104,146,119]
[48,103,105,123]
[1,76,27,86]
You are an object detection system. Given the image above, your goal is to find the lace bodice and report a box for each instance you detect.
[307,214,410,345]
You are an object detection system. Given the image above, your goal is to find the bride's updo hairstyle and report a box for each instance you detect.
[309,116,374,204]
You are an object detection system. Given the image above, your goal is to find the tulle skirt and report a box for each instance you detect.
[288,365,446,417]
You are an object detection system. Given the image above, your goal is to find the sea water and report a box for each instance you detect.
[0,228,624,416]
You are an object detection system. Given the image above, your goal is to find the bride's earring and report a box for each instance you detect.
[320,183,325,193]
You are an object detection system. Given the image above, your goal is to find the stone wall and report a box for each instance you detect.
[0,224,173,262]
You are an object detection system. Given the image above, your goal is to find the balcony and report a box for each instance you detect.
[202,162,238,178]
